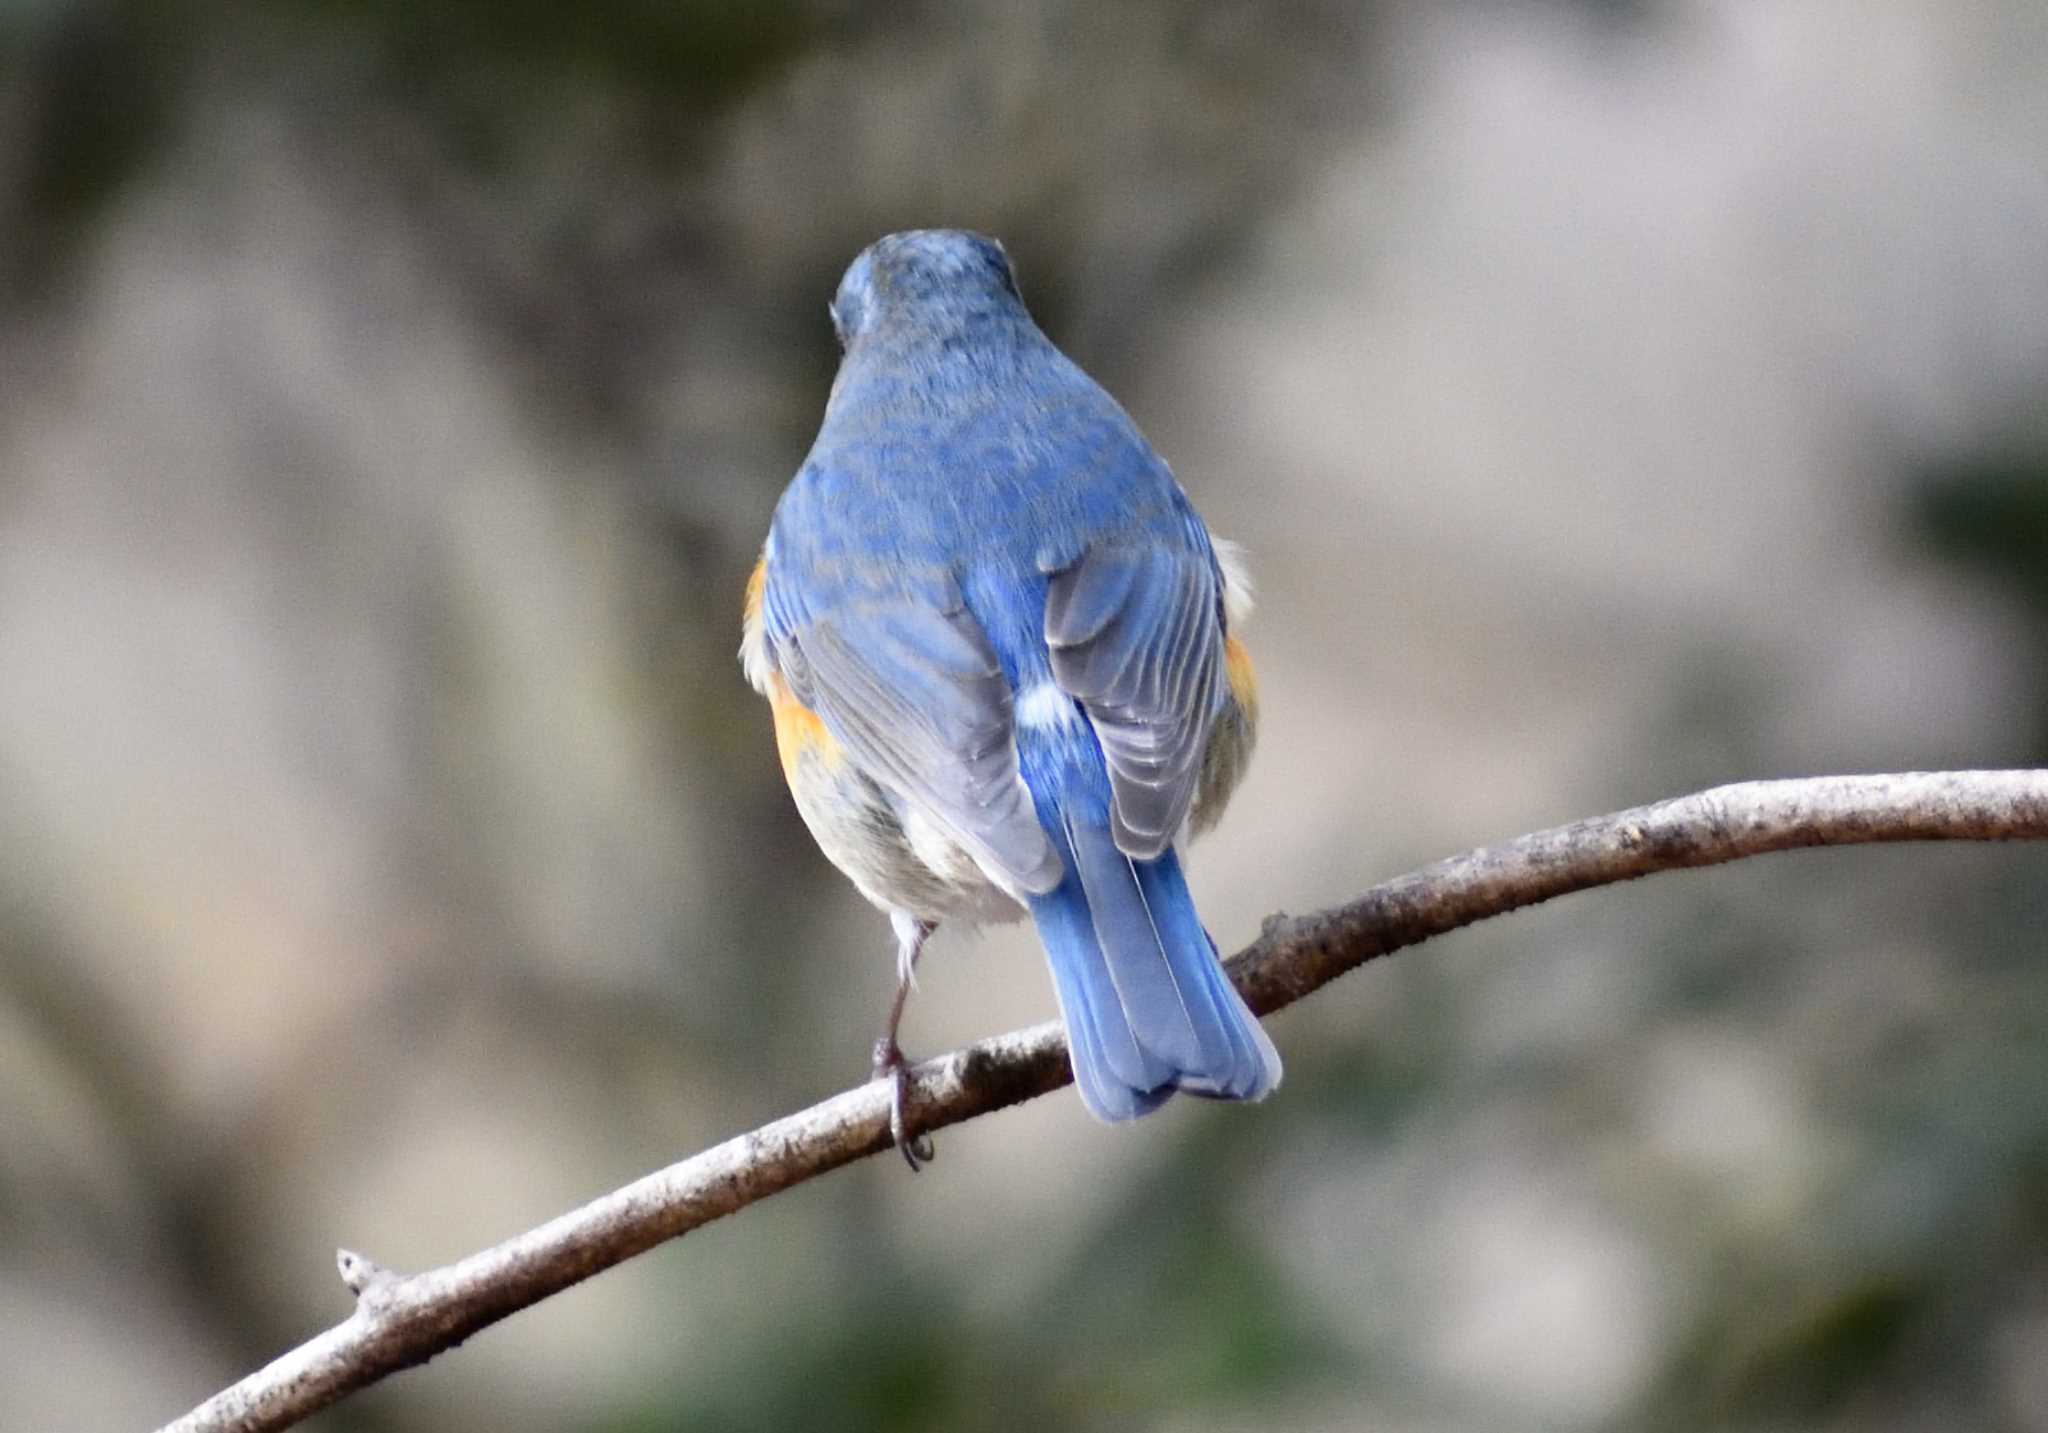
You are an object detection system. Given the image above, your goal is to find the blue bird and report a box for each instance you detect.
[742,230,1278,1164]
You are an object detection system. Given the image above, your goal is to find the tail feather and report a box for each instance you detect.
[1029,816,1281,1122]
[1033,882,1173,1121]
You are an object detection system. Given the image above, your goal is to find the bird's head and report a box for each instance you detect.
[829,230,1028,350]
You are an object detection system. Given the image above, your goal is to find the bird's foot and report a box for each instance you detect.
[872,1037,935,1172]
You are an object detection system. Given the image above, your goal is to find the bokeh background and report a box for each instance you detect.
[4,2,2046,1429]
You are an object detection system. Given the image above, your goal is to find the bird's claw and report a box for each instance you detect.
[873,1038,935,1172]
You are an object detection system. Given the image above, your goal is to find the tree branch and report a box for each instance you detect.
[158,770,2048,1433]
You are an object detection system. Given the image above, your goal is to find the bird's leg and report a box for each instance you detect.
[873,911,937,1170]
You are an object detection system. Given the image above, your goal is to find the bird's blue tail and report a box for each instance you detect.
[1027,814,1281,1122]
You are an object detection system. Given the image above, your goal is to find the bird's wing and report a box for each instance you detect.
[763,565,1062,901]
[1045,542,1225,859]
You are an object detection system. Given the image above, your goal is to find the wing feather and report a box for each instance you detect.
[771,588,1062,901]
[1045,545,1226,858]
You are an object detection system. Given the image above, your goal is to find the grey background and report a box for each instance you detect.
[2,3,2045,1429]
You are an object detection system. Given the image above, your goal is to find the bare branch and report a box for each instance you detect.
[158,770,2048,1433]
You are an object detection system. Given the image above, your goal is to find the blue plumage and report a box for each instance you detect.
[1031,804,1279,1120]
[744,230,1276,1143]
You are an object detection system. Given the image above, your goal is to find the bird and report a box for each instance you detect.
[741,229,1279,1166]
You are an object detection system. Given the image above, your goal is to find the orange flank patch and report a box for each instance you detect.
[743,556,767,628]
[746,553,839,777]
[1224,634,1259,721]
[768,671,839,780]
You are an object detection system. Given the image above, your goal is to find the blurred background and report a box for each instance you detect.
[3,1,2046,1429]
